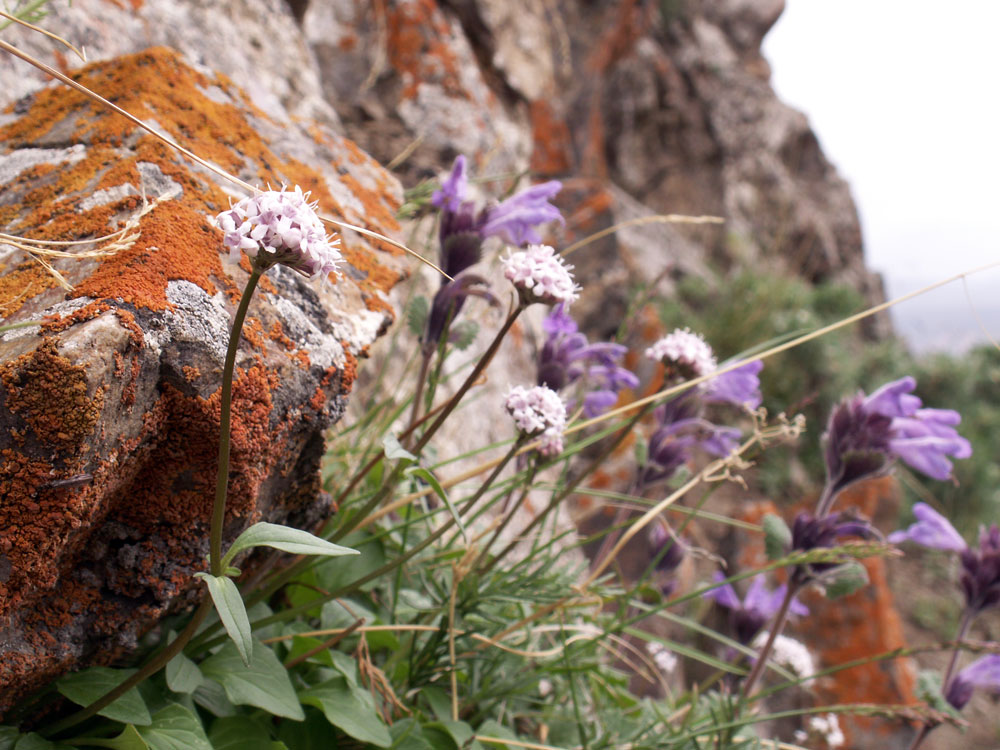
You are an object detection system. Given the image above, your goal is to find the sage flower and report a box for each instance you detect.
[704,573,808,645]
[945,654,1000,710]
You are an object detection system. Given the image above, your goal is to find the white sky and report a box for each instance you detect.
[762,1,1000,352]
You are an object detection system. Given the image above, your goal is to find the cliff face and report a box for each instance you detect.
[0,46,403,713]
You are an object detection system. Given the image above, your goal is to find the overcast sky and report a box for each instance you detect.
[762,1,1000,352]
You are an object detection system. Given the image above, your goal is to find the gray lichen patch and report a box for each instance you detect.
[0,144,86,186]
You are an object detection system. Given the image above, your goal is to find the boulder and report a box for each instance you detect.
[0,47,403,714]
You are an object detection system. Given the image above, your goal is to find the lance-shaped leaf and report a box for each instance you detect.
[195,573,252,666]
[221,522,358,568]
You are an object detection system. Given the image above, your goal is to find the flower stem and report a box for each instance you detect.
[210,266,263,575]
[740,580,803,700]
[43,599,212,737]
[404,348,434,447]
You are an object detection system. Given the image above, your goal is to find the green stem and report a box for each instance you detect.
[43,599,212,737]
[210,266,263,575]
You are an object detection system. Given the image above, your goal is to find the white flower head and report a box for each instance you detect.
[646,641,678,675]
[753,631,815,680]
[644,328,717,380]
[501,244,579,307]
[505,384,567,456]
[807,713,845,748]
[216,186,342,280]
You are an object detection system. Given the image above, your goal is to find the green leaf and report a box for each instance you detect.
[79,724,149,750]
[424,722,482,750]
[762,514,792,561]
[276,709,338,750]
[221,522,358,567]
[195,573,252,666]
[476,720,519,749]
[823,561,870,599]
[209,716,288,750]
[12,735,57,750]
[298,676,391,747]
[916,669,963,720]
[201,640,304,720]
[0,728,20,750]
[191,677,236,718]
[165,650,203,695]
[135,703,212,750]
[383,434,417,462]
[406,296,429,338]
[389,719,434,750]
[312,533,387,594]
[450,320,479,351]
[58,667,152,726]
[407,467,466,543]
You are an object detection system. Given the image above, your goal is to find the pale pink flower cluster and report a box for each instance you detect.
[644,328,717,377]
[501,244,579,306]
[216,187,342,280]
[504,384,567,456]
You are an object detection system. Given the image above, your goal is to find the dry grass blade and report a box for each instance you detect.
[0,9,86,61]
[560,213,725,257]
[0,39,450,279]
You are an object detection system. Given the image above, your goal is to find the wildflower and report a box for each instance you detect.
[752,632,815,679]
[646,641,678,674]
[423,157,563,348]
[504,384,567,457]
[890,503,1000,614]
[645,328,717,381]
[216,187,342,280]
[637,396,742,489]
[806,713,846,748]
[480,181,564,246]
[703,359,764,410]
[537,304,638,417]
[502,244,579,307]
[887,503,966,552]
[704,573,808,644]
[945,654,1000,710]
[823,377,971,497]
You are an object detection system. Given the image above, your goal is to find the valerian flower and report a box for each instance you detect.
[536,304,638,417]
[504,384,567,457]
[645,328,717,381]
[822,376,971,498]
[502,244,579,307]
[704,573,808,645]
[891,504,1000,614]
[945,654,1000,710]
[216,187,342,279]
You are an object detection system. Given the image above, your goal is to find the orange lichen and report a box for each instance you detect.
[0,339,104,450]
[529,99,573,177]
[386,0,465,100]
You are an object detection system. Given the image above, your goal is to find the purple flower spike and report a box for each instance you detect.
[960,524,1000,613]
[822,376,972,498]
[704,573,807,644]
[536,304,636,417]
[946,654,1000,710]
[887,503,967,552]
[481,181,564,246]
[432,155,469,212]
[704,360,764,409]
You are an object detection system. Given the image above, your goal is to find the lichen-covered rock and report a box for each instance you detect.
[0,47,403,714]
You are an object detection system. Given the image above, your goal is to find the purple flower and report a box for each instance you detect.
[704,360,764,409]
[887,503,967,552]
[945,654,1000,710]
[960,525,1000,613]
[536,304,638,418]
[822,377,971,498]
[480,181,564,246]
[637,396,742,489]
[432,155,470,213]
[423,274,497,352]
[216,187,342,280]
[861,377,972,481]
[704,573,808,644]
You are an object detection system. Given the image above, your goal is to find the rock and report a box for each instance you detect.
[0,0,336,127]
[0,47,403,715]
